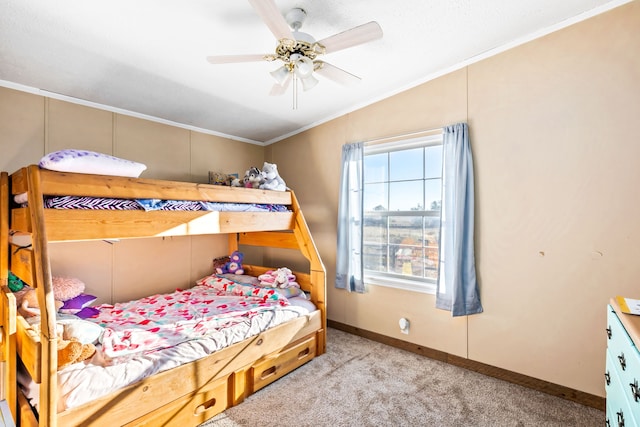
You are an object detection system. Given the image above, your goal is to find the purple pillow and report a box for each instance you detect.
[59,293,97,314]
[74,307,100,319]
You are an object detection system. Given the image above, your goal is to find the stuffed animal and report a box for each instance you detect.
[20,276,86,317]
[8,271,25,292]
[29,317,99,369]
[259,162,286,191]
[243,167,263,189]
[57,337,96,369]
[216,251,245,275]
[212,255,231,273]
[258,267,300,289]
[208,171,235,186]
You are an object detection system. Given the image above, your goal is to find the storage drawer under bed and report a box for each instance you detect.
[250,334,316,392]
[123,374,230,427]
[123,333,317,425]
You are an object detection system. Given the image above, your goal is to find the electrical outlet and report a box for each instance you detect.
[399,317,410,334]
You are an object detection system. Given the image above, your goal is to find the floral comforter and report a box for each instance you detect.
[88,276,289,362]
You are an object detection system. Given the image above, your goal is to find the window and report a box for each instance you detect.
[362,133,443,293]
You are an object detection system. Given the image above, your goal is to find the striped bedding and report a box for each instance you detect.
[41,195,289,212]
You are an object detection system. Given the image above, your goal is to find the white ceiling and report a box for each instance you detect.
[0,0,630,144]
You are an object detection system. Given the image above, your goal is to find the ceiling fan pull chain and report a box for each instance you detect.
[292,74,298,110]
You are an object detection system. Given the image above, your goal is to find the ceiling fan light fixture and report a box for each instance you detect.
[300,74,319,92]
[270,65,290,85]
[294,56,314,78]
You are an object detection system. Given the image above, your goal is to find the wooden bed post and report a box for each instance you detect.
[228,233,239,253]
[289,191,327,355]
[25,165,59,427]
[0,171,18,422]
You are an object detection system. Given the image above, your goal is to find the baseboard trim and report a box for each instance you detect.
[327,320,605,411]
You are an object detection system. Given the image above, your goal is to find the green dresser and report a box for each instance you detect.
[607,302,640,426]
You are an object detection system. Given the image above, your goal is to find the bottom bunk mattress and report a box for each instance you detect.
[17,274,316,412]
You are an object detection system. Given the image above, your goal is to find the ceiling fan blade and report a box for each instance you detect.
[314,61,361,86]
[269,74,291,96]
[248,0,294,41]
[206,54,270,64]
[316,21,383,54]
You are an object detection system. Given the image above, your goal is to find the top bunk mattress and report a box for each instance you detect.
[10,166,294,212]
[40,195,290,213]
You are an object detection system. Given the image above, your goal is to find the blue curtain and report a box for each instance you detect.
[335,142,365,292]
[436,123,483,316]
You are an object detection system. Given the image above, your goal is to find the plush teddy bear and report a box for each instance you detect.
[258,267,300,289]
[29,317,99,369]
[20,276,86,317]
[57,319,98,369]
[216,251,245,275]
[243,167,263,189]
[57,337,96,369]
[259,162,286,191]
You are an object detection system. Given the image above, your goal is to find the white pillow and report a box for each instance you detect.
[287,296,316,312]
[57,317,104,345]
[39,149,147,178]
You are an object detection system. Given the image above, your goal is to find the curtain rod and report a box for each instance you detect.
[359,127,443,147]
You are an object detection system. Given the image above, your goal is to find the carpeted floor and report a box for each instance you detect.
[201,328,604,427]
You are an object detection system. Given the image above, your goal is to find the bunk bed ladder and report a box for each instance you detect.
[0,171,18,422]
[24,165,59,427]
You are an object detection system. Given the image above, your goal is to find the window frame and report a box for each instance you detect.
[362,132,444,294]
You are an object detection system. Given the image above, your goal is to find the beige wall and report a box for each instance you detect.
[0,89,265,303]
[270,2,640,397]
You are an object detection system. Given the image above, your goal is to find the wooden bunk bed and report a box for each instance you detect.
[0,165,326,427]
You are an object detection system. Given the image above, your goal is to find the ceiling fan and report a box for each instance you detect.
[206,0,383,108]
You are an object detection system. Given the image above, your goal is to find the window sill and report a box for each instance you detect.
[364,273,436,295]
